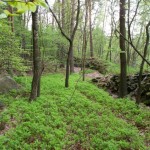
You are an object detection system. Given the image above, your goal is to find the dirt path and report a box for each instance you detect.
[74,67,103,79]
[74,67,81,73]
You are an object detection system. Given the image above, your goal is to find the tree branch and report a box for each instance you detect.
[129,0,141,29]
[112,0,150,66]
[71,0,80,40]
[45,0,71,43]
[115,29,150,66]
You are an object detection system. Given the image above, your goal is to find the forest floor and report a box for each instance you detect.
[0,74,150,149]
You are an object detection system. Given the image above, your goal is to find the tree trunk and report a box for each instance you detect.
[61,0,65,28]
[57,0,61,21]
[136,21,150,104]
[29,7,42,101]
[59,0,65,67]
[106,13,113,62]
[45,0,80,87]
[127,0,130,66]
[65,42,72,87]
[82,0,88,81]
[89,0,94,58]
[8,6,14,32]
[119,0,127,98]
[70,0,75,73]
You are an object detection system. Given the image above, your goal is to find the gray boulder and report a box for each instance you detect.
[0,76,20,94]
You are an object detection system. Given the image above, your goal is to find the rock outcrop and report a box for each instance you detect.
[0,76,20,94]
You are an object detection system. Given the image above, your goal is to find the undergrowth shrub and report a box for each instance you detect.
[0,74,149,149]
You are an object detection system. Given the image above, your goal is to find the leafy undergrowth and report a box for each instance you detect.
[0,74,149,149]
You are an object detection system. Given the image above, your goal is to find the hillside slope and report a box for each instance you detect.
[0,74,149,149]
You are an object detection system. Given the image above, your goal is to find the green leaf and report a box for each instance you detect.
[9,13,19,16]
[8,1,18,8]
[33,0,47,7]
[39,1,47,8]
[8,2,28,11]
[3,10,11,16]
[27,2,36,12]
[3,10,19,16]
[16,9,26,14]
[0,13,7,19]
[20,3,28,11]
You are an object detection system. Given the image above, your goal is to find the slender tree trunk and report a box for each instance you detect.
[8,6,14,32]
[119,0,127,98]
[106,14,113,62]
[101,0,108,57]
[70,0,75,73]
[57,0,61,21]
[60,0,65,67]
[82,0,88,81]
[62,0,65,28]
[22,14,26,51]
[65,42,72,87]
[127,0,130,66]
[29,7,42,101]
[26,11,31,29]
[21,13,27,62]
[65,0,80,87]
[46,0,80,87]
[89,0,94,58]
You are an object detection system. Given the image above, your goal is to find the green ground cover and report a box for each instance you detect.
[0,74,149,149]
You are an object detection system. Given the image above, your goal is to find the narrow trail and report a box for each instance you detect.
[74,67,103,78]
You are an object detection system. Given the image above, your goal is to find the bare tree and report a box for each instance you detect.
[45,0,80,87]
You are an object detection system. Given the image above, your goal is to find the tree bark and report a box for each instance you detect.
[127,0,130,66]
[65,41,72,87]
[89,0,94,58]
[29,7,42,101]
[70,0,76,73]
[119,0,127,98]
[8,6,14,32]
[82,0,88,81]
[106,11,113,62]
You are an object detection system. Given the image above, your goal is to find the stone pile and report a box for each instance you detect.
[74,57,108,74]
[92,73,150,105]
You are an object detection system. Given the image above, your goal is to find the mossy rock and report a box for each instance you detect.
[0,76,20,94]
